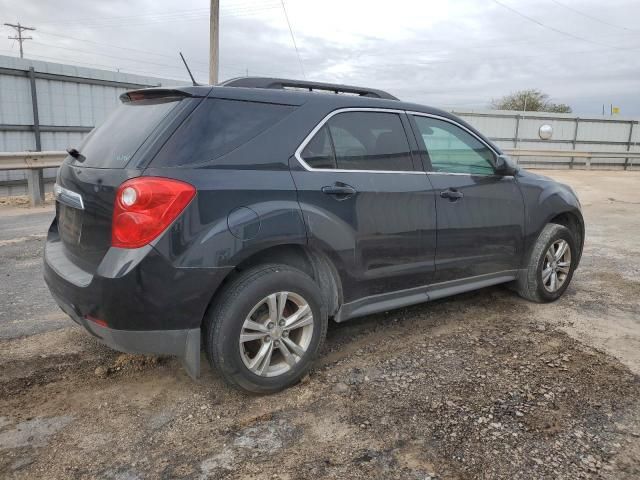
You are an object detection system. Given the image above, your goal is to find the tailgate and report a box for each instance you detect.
[54,164,141,272]
[52,91,192,273]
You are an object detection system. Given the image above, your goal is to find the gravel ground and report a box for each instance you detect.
[0,170,639,479]
[0,206,61,339]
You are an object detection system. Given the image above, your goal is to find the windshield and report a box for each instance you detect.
[71,97,181,169]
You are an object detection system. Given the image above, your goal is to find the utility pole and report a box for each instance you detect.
[4,22,35,59]
[209,0,219,85]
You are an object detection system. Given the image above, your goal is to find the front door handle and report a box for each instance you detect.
[322,183,357,200]
[440,189,464,201]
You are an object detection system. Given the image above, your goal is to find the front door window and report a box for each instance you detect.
[412,116,495,175]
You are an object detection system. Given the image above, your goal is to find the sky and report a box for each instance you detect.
[1,0,639,116]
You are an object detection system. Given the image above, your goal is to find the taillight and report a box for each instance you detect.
[111,177,195,249]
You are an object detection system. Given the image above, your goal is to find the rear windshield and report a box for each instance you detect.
[71,98,181,169]
[151,98,295,167]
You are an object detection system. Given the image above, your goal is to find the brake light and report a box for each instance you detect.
[111,177,195,249]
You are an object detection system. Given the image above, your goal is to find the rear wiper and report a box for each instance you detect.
[67,148,86,162]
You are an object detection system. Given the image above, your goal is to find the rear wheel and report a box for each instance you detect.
[515,223,577,303]
[204,264,327,393]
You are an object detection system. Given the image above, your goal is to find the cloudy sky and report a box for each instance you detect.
[1,0,639,115]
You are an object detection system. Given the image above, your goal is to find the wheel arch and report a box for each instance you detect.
[547,210,585,267]
[201,243,343,328]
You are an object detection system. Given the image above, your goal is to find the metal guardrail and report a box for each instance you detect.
[504,149,640,158]
[503,149,640,170]
[1,149,639,207]
[0,151,66,206]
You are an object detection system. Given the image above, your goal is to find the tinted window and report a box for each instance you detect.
[301,111,414,171]
[413,116,495,175]
[153,99,295,167]
[300,125,336,169]
[330,112,413,171]
[74,98,180,168]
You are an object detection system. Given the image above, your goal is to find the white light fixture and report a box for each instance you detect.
[539,124,553,140]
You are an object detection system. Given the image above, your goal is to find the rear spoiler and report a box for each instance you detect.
[119,88,195,103]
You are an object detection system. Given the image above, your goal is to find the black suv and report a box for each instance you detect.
[44,78,584,393]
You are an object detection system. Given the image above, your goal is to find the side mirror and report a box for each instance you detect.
[494,155,518,176]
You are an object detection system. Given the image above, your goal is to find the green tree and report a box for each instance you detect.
[490,89,572,113]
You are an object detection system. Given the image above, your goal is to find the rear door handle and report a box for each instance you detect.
[440,189,464,201]
[322,184,357,199]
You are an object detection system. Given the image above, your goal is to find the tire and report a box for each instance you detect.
[515,223,577,303]
[204,264,328,393]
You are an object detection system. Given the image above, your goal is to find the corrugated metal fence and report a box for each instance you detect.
[454,110,640,169]
[0,55,183,196]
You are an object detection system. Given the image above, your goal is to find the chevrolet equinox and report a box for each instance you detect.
[44,78,584,393]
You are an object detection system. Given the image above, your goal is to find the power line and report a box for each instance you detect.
[32,15,640,77]
[4,22,35,58]
[280,0,306,79]
[36,1,280,24]
[492,0,616,49]
[8,1,637,93]
[0,47,260,81]
[37,0,281,22]
[35,4,281,30]
[67,8,281,30]
[28,40,208,73]
[34,30,267,73]
[36,30,201,62]
[549,0,639,33]
[0,47,184,77]
[351,27,640,63]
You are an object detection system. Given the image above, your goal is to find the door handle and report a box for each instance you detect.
[440,189,464,201]
[322,183,357,199]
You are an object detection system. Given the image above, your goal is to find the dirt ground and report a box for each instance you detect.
[1,170,639,479]
[0,192,54,208]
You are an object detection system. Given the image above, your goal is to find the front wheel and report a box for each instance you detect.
[515,223,577,303]
[204,264,327,393]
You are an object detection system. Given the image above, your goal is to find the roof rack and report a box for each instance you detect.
[220,77,399,101]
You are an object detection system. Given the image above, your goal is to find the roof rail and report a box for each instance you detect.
[220,77,399,101]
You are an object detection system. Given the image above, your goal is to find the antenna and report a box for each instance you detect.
[179,52,199,86]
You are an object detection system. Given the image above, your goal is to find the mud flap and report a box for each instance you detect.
[181,329,201,379]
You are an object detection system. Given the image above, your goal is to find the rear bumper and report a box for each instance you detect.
[51,289,201,378]
[43,221,232,378]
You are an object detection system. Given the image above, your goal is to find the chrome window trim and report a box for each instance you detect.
[294,107,426,175]
[53,183,85,210]
[407,111,505,177]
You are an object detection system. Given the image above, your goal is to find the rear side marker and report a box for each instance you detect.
[111,177,195,249]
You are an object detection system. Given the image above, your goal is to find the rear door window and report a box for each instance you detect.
[152,99,295,167]
[300,125,336,169]
[73,98,181,169]
[300,111,414,171]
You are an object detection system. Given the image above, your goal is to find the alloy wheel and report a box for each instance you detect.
[239,292,314,377]
[542,239,572,293]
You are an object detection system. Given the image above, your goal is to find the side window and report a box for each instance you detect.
[412,116,495,175]
[328,125,367,162]
[300,111,414,172]
[300,125,336,169]
[329,112,413,171]
[152,99,295,167]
